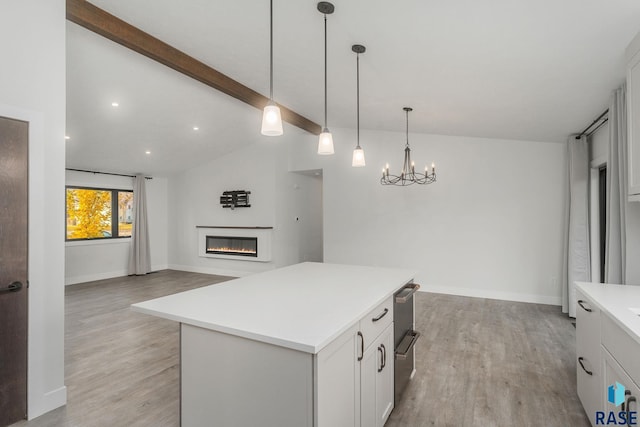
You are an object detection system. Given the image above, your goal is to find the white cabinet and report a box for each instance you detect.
[602,349,640,424]
[375,324,395,425]
[361,323,394,427]
[575,290,602,426]
[626,31,640,201]
[315,323,361,427]
[359,297,395,427]
[575,283,640,427]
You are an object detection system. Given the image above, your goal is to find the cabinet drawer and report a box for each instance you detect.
[360,297,393,350]
[602,314,640,386]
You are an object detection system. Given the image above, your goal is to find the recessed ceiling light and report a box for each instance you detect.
[111,102,119,107]
[145,150,151,154]
[65,135,70,140]
[193,126,199,131]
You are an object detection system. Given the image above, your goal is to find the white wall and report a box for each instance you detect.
[590,123,640,284]
[0,0,66,418]
[64,171,169,285]
[290,127,568,305]
[168,133,323,277]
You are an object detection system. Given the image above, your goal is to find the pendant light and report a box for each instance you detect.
[380,107,436,186]
[317,2,335,155]
[261,0,283,136]
[352,44,366,167]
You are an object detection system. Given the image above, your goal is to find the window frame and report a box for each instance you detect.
[65,185,133,242]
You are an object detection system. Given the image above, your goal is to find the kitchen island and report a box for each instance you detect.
[132,262,416,427]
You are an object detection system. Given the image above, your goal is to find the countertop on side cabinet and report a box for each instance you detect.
[576,282,640,345]
[131,262,416,354]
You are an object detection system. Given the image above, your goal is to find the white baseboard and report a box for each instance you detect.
[419,284,562,306]
[65,264,169,285]
[65,270,128,285]
[28,385,67,420]
[168,264,253,278]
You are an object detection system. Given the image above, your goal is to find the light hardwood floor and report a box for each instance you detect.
[12,270,589,427]
[386,293,590,427]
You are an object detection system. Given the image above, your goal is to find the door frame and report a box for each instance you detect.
[0,103,67,419]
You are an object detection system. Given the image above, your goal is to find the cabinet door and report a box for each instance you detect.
[575,290,602,426]
[360,341,377,427]
[361,323,395,427]
[315,323,361,427]
[376,323,395,426]
[628,47,640,199]
[602,348,640,424]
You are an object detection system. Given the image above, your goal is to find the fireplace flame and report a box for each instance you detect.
[207,247,257,254]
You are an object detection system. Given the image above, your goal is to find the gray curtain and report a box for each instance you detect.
[605,84,628,284]
[128,174,151,275]
[563,135,591,317]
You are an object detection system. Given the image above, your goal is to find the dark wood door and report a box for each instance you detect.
[0,116,28,425]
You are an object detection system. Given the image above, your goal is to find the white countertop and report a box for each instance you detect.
[131,262,416,354]
[576,282,640,345]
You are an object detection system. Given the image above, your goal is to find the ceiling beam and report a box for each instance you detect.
[66,0,321,135]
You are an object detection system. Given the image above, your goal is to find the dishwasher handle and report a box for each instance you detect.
[395,283,420,304]
[395,330,421,360]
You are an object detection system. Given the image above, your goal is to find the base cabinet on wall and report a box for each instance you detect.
[576,290,602,426]
[602,349,640,422]
[575,283,640,427]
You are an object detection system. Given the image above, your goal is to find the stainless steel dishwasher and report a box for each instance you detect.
[394,282,421,404]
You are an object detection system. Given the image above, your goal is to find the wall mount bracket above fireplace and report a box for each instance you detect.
[220,190,251,209]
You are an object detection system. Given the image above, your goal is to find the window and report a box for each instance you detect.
[65,186,133,241]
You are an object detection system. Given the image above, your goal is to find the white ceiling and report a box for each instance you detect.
[66,0,640,176]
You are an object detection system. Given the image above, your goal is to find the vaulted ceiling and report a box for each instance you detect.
[66,0,640,176]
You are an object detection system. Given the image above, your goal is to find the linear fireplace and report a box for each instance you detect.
[206,236,258,257]
[197,226,272,262]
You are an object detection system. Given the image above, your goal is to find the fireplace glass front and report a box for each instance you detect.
[206,235,258,257]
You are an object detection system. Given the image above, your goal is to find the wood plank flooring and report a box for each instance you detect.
[11,270,232,427]
[11,271,589,427]
[386,293,590,427]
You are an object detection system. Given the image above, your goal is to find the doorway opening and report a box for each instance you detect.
[290,169,323,263]
[590,161,607,283]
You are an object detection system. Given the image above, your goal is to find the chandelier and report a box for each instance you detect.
[381,107,436,186]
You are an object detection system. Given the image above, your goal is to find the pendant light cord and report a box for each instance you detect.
[324,14,328,128]
[356,52,360,148]
[405,109,409,147]
[270,0,274,100]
